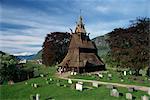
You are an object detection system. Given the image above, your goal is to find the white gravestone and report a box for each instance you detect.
[124,71,127,76]
[68,79,72,84]
[148,88,150,95]
[70,72,74,75]
[110,89,119,97]
[78,81,83,85]
[25,82,28,85]
[34,83,38,88]
[76,83,83,91]
[108,74,112,78]
[36,93,40,100]
[49,78,52,81]
[98,73,103,78]
[129,71,132,75]
[126,93,132,100]
[141,95,149,100]
[92,82,98,87]
[74,72,77,75]
[40,74,44,77]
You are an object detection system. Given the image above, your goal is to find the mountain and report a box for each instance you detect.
[92,34,109,57]
[15,54,35,60]
[32,50,42,60]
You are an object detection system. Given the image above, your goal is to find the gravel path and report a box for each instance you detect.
[59,77,150,92]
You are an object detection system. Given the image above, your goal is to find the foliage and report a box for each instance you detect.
[0,51,18,83]
[42,32,71,66]
[106,17,150,73]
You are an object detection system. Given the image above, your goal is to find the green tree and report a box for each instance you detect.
[107,18,150,75]
[0,51,18,83]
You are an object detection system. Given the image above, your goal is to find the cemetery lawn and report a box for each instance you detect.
[70,70,150,87]
[0,67,149,100]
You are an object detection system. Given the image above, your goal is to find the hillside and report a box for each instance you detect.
[32,50,42,60]
[92,34,109,57]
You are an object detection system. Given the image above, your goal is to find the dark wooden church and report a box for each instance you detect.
[58,16,105,73]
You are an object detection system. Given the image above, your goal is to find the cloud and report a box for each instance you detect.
[13,52,34,56]
[0,0,149,54]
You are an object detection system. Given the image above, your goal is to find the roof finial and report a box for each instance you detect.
[80,9,82,16]
[75,10,86,34]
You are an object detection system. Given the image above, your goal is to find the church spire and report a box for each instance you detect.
[75,15,86,34]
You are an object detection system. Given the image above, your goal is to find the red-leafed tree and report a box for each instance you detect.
[107,17,150,74]
[42,32,71,66]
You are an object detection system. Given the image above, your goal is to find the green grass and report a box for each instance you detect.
[0,66,150,100]
[1,76,149,100]
[70,69,150,87]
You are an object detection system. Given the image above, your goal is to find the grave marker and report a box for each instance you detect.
[76,83,83,91]
[148,88,150,95]
[126,93,132,100]
[34,83,38,88]
[141,95,149,100]
[36,94,40,100]
[70,72,74,75]
[129,70,132,75]
[68,79,72,84]
[92,82,98,87]
[106,84,114,89]
[120,79,124,82]
[49,78,52,81]
[98,73,103,78]
[110,89,119,97]
[40,74,44,77]
[124,71,127,76]
[128,87,135,92]
[108,74,112,78]
[74,72,77,75]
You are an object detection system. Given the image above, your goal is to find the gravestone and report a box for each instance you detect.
[25,82,28,85]
[46,81,49,84]
[64,84,67,87]
[36,94,40,100]
[128,87,135,92]
[126,93,132,100]
[70,72,74,75]
[108,74,112,80]
[92,82,98,87]
[108,74,112,78]
[34,84,38,88]
[148,88,150,95]
[124,71,127,76]
[68,79,72,84]
[106,84,114,89]
[30,94,35,100]
[74,72,77,75]
[78,81,83,85]
[110,89,119,97]
[129,70,132,75]
[76,83,83,91]
[49,78,52,81]
[56,83,60,86]
[120,79,124,82]
[141,95,149,100]
[40,74,44,77]
[98,73,103,78]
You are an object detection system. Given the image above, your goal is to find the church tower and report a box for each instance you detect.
[58,16,105,73]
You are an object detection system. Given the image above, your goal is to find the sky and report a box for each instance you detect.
[0,0,149,55]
